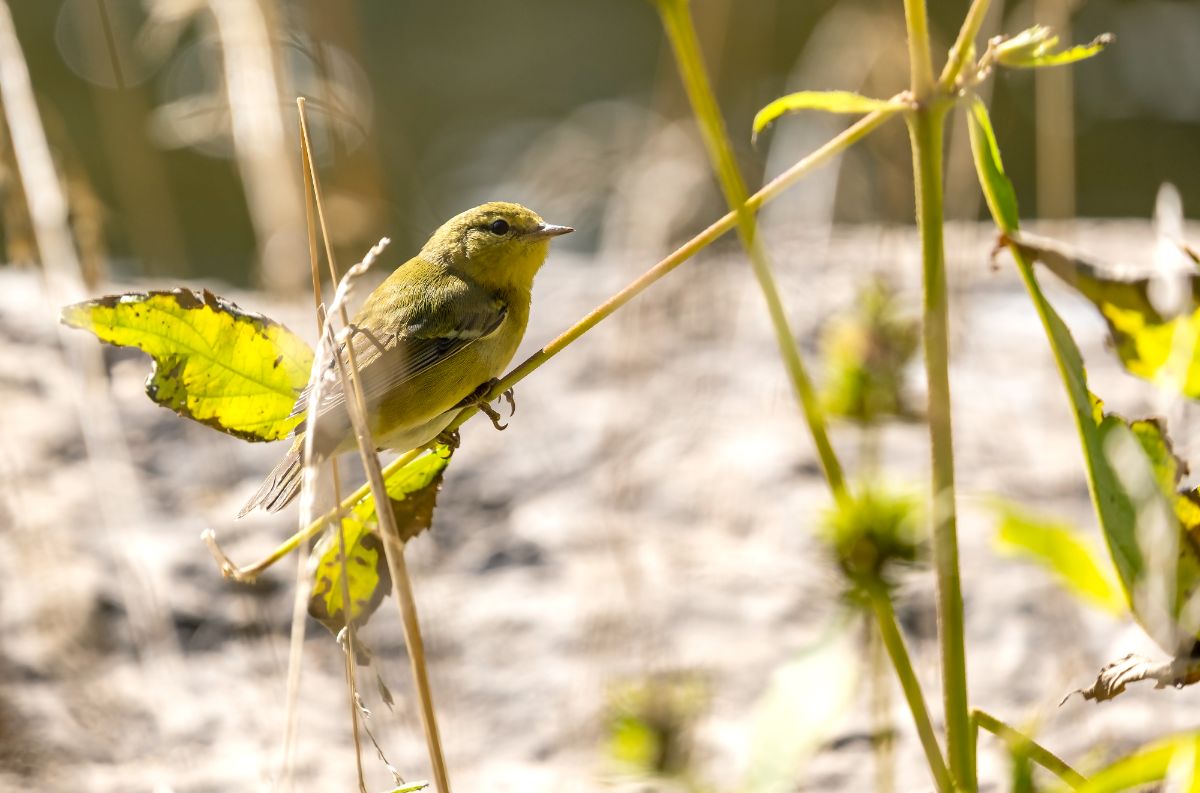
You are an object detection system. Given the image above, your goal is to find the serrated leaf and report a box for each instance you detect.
[61,289,312,441]
[753,91,898,139]
[992,502,1125,615]
[968,96,1200,654]
[308,448,452,634]
[992,26,1113,69]
[1003,230,1200,399]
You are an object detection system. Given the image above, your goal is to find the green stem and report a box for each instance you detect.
[653,0,849,507]
[870,589,954,793]
[939,0,993,90]
[972,710,1087,789]
[907,103,973,790]
[903,0,936,100]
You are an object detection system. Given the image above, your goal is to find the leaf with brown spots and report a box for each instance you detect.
[308,447,452,634]
[61,289,313,441]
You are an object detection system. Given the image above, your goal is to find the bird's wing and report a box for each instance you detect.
[291,277,507,429]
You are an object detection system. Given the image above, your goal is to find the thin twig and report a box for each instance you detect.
[869,589,954,793]
[298,98,452,793]
[939,0,993,90]
[653,0,850,507]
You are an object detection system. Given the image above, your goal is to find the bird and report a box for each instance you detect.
[239,201,572,516]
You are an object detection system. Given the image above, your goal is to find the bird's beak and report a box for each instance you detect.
[530,222,574,239]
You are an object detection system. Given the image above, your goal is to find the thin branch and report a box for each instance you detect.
[870,589,954,793]
[299,97,451,793]
[654,0,849,506]
[939,0,993,90]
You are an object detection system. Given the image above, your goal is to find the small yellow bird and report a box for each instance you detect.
[239,201,572,516]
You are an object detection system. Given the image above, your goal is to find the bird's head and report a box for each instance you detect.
[422,201,572,292]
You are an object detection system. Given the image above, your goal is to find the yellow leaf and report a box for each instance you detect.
[61,289,312,442]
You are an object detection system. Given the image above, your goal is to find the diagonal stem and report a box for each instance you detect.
[972,710,1086,789]
[939,0,994,90]
[870,589,954,793]
[652,0,849,506]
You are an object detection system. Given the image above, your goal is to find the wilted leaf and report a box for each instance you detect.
[1071,653,1200,704]
[990,26,1113,69]
[1003,230,1200,399]
[61,289,312,441]
[308,448,451,634]
[743,619,858,793]
[753,91,899,139]
[969,97,1200,653]
[992,502,1125,615]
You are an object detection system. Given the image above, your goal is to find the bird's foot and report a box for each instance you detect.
[435,429,461,452]
[455,379,516,431]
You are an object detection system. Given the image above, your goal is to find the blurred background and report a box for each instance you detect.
[2,0,1196,288]
[3,1,1200,792]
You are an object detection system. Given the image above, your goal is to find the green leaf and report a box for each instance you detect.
[992,502,1125,615]
[968,95,1142,602]
[753,91,898,139]
[966,97,1019,231]
[743,619,858,793]
[969,96,1200,655]
[992,26,1113,69]
[1003,230,1200,399]
[308,448,452,634]
[61,289,312,442]
[380,785,428,793]
[1076,733,1200,793]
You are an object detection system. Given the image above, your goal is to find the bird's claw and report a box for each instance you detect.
[435,429,461,452]
[454,379,516,432]
[477,399,507,431]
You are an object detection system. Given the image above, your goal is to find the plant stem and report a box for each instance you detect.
[870,589,954,793]
[972,710,1087,789]
[903,0,936,100]
[939,0,993,90]
[907,102,973,790]
[652,0,849,506]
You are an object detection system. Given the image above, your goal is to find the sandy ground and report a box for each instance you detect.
[3,220,1200,793]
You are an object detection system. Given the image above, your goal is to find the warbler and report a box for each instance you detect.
[239,202,572,516]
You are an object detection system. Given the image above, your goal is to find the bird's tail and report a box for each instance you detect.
[238,437,305,517]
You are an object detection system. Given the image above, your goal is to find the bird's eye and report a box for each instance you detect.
[489,219,510,236]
